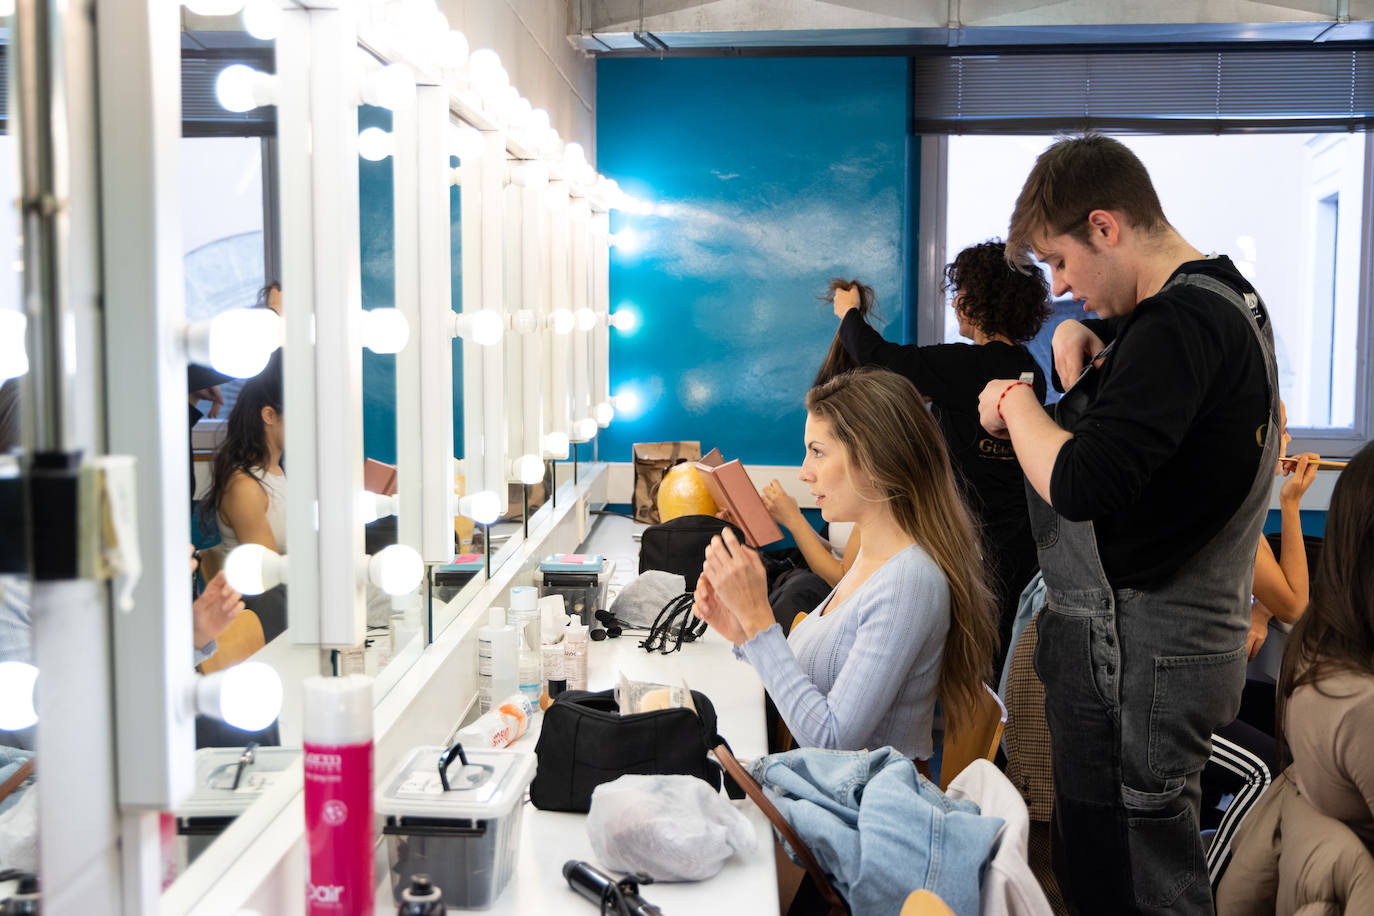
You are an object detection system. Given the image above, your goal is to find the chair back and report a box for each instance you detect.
[938,683,1007,791]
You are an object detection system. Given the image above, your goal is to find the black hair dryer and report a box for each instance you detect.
[396,874,443,916]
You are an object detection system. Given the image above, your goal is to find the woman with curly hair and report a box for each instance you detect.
[831,240,1051,665]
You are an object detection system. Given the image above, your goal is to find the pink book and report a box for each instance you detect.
[364,458,398,496]
[696,450,783,548]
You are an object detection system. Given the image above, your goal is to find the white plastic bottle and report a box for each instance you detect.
[509,586,542,702]
[564,618,589,691]
[540,594,566,695]
[476,608,517,714]
[455,692,533,748]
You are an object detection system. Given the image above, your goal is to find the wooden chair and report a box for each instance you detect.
[900,889,955,916]
[938,683,1007,791]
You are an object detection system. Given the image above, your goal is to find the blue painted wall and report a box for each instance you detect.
[359,105,464,465]
[597,57,912,466]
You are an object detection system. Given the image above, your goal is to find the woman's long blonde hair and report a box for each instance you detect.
[806,368,998,737]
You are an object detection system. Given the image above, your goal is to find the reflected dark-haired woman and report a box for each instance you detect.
[830,241,1051,667]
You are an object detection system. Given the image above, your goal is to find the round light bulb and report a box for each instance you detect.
[528,108,551,135]
[508,96,533,131]
[184,0,245,15]
[223,543,287,595]
[369,544,425,596]
[373,63,417,111]
[443,30,470,68]
[241,0,281,40]
[467,49,507,97]
[574,308,597,332]
[563,142,587,168]
[0,662,38,731]
[609,229,639,254]
[450,124,484,162]
[570,199,591,224]
[595,402,615,427]
[610,310,638,333]
[215,64,261,113]
[538,127,561,158]
[358,126,393,162]
[0,312,28,381]
[542,431,570,459]
[454,310,503,346]
[511,454,544,486]
[590,212,610,237]
[216,662,283,732]
[493,84,519,118]
[458,491,502,525]
[205,308,281,378]
[572,418,598,443]
[612,389,640,416]
[362,307,410,354]
[550,309,574,335]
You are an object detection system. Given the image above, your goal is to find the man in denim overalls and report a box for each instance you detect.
[977,136,1279,914]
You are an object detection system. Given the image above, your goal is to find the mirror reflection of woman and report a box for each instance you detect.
[201,352,285,576]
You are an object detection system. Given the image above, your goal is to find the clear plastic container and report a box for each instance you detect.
[378,745,536,910]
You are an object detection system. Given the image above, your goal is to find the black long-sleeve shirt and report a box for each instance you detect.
[839,310,1047,556]
[1048,256,1271,587]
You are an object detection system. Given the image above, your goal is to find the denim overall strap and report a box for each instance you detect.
[1028,272,1280,915]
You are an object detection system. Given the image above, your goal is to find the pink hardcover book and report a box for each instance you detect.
[696,451,783,548]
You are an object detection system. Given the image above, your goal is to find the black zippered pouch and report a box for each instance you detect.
[638,514,744,592]
[529,688,722,812]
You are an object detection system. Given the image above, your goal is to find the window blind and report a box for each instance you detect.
[913,48,1374,134]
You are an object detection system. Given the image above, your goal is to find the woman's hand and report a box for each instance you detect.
[194,571,245,651]
[1051,319,1106,386]
[692,573,746,645]
[1246,599,1273,662]
[1279,452,1320,506]
[761,479,805,531]
[832,285,860,319]
[702,528,773,640]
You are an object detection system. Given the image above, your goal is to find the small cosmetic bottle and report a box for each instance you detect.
[304,674,375,916]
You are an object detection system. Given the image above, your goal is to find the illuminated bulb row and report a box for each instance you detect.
[184,308,281,378]
[223,543,426,598]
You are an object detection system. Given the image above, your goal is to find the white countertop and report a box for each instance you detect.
[377,512,780,914]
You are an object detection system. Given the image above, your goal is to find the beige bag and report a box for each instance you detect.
[631,441,701,524]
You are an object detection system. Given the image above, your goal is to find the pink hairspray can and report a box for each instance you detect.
[304,674,374,915]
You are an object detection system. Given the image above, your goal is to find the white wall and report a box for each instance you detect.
[445,0,597,164]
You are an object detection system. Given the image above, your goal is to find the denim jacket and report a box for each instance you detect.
[748,746,1004,916]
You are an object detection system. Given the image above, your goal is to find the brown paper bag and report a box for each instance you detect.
[632,441,701,524]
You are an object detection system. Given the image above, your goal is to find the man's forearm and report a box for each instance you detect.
[1000,385,1072,505]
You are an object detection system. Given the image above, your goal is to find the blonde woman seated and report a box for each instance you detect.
[693,368,997,762]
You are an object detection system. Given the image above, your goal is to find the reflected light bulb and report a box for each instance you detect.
[373,63,417,111]
[457,491,502,525]
[450,124,484,162]
[224,543,288,595]
[574,308,597,332]
[612,389,640,416]
[241,0,281,40]
[563,142,587,168]
[362,307,410,354]
[358,490,397,525]
[369,544,425,596]
[443,30,470,68]
[358,127,394,162]
[528,108,551,135]
[610,310,638,333]
[198,662,283,732]
[191,308,281,379]
[452,310,504,346]
[0,312,28,381]
[511,454,545,486]
[609,229,639,254]
[467,49,507,97]
[0,662,37,731]
[215,64,264,113]
[542,431,570,460]
[572,418,598,442]
[550,309,574,335]
[184,0,245,14]
[595,402,615,427]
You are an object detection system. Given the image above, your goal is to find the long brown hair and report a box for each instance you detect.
[813,279,878,387]
[200,351,283,529]
[1276,440,1374,762]
[806,368,998,736]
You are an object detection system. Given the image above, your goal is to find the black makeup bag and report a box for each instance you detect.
[638,514,744,591]
[529,688,725,812]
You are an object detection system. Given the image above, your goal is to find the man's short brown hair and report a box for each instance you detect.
[1006,134,1168,269]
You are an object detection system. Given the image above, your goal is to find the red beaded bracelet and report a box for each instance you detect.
[997,380,1033,423]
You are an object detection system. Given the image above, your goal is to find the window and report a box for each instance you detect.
[925,131,1373,453]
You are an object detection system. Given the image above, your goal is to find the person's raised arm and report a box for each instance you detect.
[761,480,844,587]
[1252,452,1320,624]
